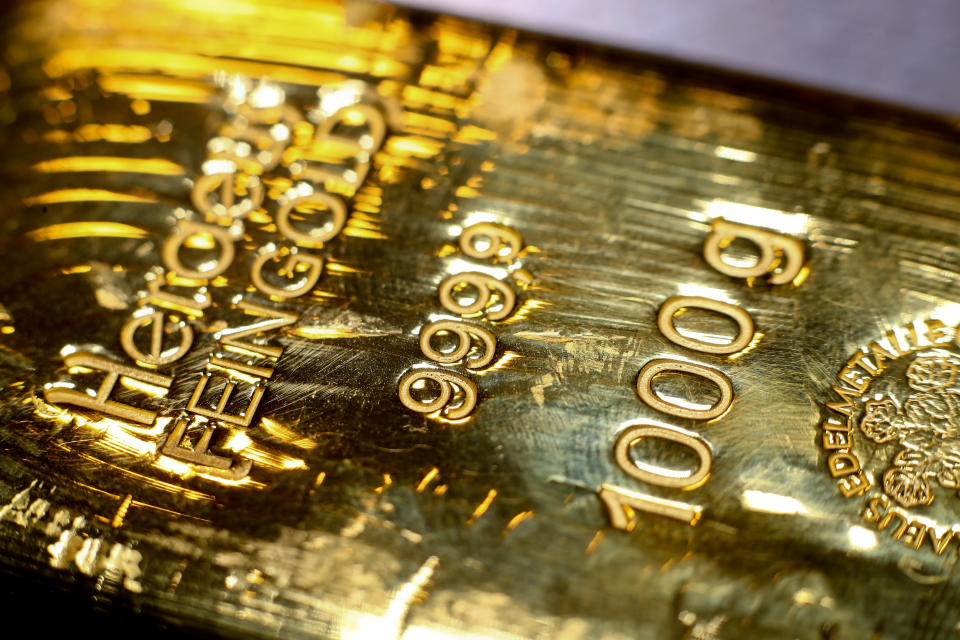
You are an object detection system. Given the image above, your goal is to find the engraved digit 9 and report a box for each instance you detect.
[703,219,805,285]
[398,369,478,419]
[459,223,522,262]
[613,423,712,489]
[419,320,497,369]
[438,272,516,321]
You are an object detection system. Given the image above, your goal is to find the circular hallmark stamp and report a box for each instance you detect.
[817,318,960,555]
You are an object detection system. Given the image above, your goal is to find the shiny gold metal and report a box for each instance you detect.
[5,0,960,638]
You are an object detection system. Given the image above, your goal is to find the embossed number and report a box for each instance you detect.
[703,219,804,285]
[613,423,712,489]
[419,320,497,369]
[276,188,348,247]
[398,369,478,420]
[459,222,523,262]
[658,296,755,355]
[438,272,516,321]
[636,359,733,420]
[598,484,703,529]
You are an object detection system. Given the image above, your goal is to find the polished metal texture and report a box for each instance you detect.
[2,1,960,638]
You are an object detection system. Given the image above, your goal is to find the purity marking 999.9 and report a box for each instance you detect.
[398,222,534,421]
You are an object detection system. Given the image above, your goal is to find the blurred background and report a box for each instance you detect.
[399,0,960,116]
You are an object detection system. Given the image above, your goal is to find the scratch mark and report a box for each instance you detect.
[467,488,497,525]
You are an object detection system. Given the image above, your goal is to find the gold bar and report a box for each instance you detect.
[2,0,960,637]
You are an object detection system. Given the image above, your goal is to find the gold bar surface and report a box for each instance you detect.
[1,1,960,638]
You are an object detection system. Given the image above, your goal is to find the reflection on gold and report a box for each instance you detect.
[352,201,380,215]
[498,299,550,325]
[727,331,765,361]
[60,264,93,274]
[402,111,456,136]
[444,257,508,280]
[741,490,811,516]
[42,124,154,144]
[118,376,171,398]
[289,326,388,340]
[237,447,306,471]
[427,411,473,426]
[39,390,307,501]
[384,136,445,159]
[474,350,520,376]
[585,530,605,555]
[221,425,307,471]
[512,331,575,343]
[32,156,184,175]
[78,416,157,458]
[44,48,376,89]
[23,190,155,207]
[436,244,457,258]
[419,63,475,92]
[504,510,533,533]
[26,221,148,241]
[195,470,265,488]
[343,226,389,240]
[153,454,265,488]
[454,186,479,199]
[416,467,440,492]
[681,473,711,492]
[354,188,383,205]
[224,430,254,452]
[326,261,371,275]
[98,74,214,103]
[260,416,317,450]
[453,125,496,144]
[61,443,215,501]
[704,200,809,235]
[206,361,263,385]
[401,85,464,111]
[675,283,739,306]
[374,473,392,495]
[153,455,194,478]
[467,488,497,525]
[713,145,757,163]
[847,525,878,551]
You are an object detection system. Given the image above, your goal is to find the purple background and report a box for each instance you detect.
[398,0,960,116]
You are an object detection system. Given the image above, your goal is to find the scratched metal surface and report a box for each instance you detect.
[1,1,960,638]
